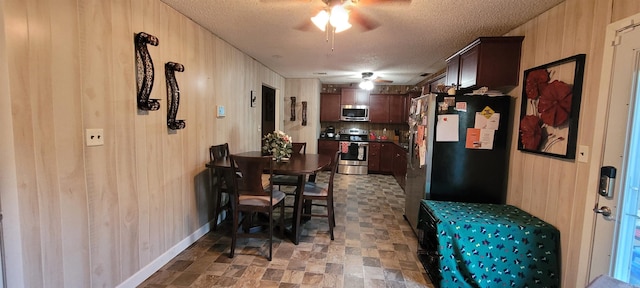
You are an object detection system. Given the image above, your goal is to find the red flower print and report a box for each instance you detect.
[538,80,572,126]
[525,69,550,100]
[520,115,543,150]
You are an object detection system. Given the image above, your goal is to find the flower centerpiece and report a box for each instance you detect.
[262,130,293,161]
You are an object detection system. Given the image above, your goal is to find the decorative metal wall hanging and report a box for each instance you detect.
[290,96,296,121]
[165,62,186,130]
[134,32,160,111]
[250,90,256,107]
[301,101,307,126]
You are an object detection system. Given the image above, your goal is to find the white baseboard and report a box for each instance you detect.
[116,220,213,288]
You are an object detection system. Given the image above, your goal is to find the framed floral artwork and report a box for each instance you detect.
[518,54,586,159]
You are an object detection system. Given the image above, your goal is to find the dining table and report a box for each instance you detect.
[206,151,332,245]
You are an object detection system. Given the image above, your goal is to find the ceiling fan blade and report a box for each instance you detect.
[374,78,393,83]
[350,9,380,31]
[294,19,315,31]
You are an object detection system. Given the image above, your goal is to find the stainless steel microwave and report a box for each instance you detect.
[340,105,369,121]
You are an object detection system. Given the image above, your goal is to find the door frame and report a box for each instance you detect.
[581,12,640,285]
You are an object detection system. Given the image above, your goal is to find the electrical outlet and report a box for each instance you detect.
[86,129,104,146]
[577,145,589,163]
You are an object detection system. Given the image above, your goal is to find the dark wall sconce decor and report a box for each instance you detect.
[290,96,296,121]
[165,62,186,130]
[301,101,307,126]
[134,32,160,111]
[250,90,256,107]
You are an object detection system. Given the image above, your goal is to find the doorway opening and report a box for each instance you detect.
[262,85,276,148]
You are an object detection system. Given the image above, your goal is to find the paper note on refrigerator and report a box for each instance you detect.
[436,114,459,142]
[465,128,495,150]
[419,141,427,167]
[474,112,500,130]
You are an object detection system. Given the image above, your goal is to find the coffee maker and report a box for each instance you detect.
[324,126,336,138]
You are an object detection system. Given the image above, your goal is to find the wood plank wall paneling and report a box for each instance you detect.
[503,0,640,287]
[0,1,27,286]
[2,0,286,286]
[8,0,46,286]
[284,79,321,153]
[6,0,640,287]
[50,0,91,286]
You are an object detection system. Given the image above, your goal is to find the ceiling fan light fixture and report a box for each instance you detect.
[334,22,352,33]
[329,5,351,32]
[311,10,329,31]
[359,79,374,90]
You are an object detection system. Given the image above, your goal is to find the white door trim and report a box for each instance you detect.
[580,14,640,286]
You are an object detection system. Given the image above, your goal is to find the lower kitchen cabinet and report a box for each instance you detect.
[380,143,394,173]
[393,145,407,190]
[368,142,381,172]
[317,139,339,159]
[377,142,407,190]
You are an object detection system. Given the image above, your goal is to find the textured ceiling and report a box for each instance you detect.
[160,0,563,85]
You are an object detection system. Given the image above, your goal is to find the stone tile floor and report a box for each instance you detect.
[138,173,434,288]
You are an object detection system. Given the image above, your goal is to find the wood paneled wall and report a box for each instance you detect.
[4,0,640,287]
[284,79,322,153]
[0,0,284,286]
[504,0,640,287]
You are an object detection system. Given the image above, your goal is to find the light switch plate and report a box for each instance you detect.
[86,129,104,146]
[577,145,589,163]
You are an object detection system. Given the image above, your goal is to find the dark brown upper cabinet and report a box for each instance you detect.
[389,95,406,124]
[446,36,524,92]
[320,93,341,122]
[341,88,369,106]
[368,94,390,123]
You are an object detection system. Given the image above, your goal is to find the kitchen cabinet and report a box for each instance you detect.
[368,142,381,172]
[320,93,341,122]
[445,56,460,88]
[368,94,407,124]
[369,142,407,189]
[317,139,339,159]
[425,73,446,93]
[368,94,389,123]
[393,145,407,190]
[341,88,369,106]
[389,95,406,124]
[446,36,524,91]
[380,143,394,173]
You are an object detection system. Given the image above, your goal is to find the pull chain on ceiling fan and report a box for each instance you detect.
[311,1,353,50]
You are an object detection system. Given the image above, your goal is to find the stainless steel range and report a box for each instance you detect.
[338,128,369,175]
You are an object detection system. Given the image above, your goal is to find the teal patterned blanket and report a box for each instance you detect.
[423,200,560,288]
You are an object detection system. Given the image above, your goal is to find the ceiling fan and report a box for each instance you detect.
[359,72,392,90]
[287,0,411,32]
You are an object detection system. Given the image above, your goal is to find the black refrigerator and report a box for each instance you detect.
[404,93,512,233]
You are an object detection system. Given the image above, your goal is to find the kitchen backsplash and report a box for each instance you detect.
[320,122,409,143]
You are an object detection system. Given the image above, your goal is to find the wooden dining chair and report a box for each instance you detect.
[228,154,286,261]
[296,151,339,240]
[271,142,307,205]
[209,143,231,231]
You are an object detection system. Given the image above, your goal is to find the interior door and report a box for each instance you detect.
[588,19,640,283]
[261,85,276,145]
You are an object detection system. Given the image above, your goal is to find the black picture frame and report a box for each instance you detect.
[517,54,586,159]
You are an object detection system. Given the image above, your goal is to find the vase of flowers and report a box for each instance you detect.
[262,130,292,162]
